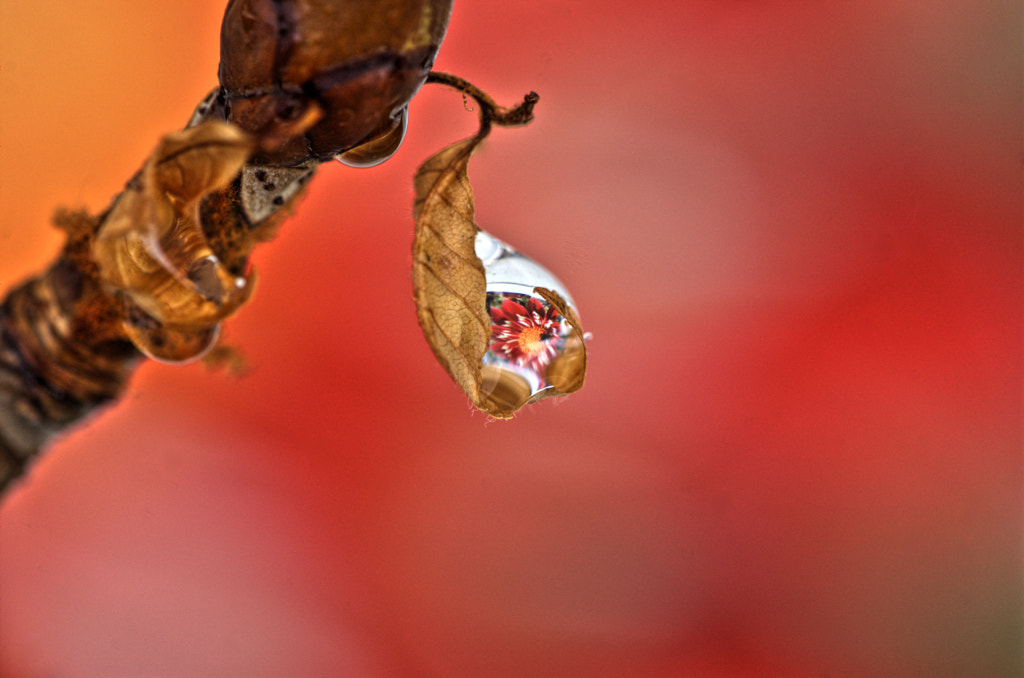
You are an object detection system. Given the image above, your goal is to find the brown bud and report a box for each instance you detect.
[219,0,453,165]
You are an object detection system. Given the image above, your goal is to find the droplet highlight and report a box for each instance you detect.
[335,107,408,168]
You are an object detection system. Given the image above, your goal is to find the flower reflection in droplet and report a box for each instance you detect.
[488,294,566,374]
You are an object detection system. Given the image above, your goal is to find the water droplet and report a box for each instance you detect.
[475,230,584,411]
[122,300,220,364]
[335,107,408,168]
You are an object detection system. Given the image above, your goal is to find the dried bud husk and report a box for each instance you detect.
[412,136,587,417]
[93,121,256,362]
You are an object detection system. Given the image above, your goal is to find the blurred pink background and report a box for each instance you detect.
[1,1,1020,676]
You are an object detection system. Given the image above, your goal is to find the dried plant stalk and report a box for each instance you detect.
[0,110,313,492]
[0,210,140,487]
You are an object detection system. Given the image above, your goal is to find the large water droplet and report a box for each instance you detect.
[475,230,584,411]
[335,107,408,168]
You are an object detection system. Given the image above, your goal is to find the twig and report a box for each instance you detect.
[0,10,540,498]
[0,0,456,496]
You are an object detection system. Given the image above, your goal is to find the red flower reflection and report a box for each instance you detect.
[488,293,565,372]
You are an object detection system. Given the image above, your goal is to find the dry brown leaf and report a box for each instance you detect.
[412,136,588,417]
[412,135,490,407]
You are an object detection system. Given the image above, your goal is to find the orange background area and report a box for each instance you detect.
[1,2,1021,677]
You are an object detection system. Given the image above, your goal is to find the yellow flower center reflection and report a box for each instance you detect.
[516,324,548,356]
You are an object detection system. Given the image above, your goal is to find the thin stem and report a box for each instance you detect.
[426,72,539,136]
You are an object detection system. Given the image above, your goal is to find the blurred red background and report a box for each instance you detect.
[1,1,1020,677]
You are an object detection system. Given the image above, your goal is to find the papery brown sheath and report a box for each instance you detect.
[0,0,452,493]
